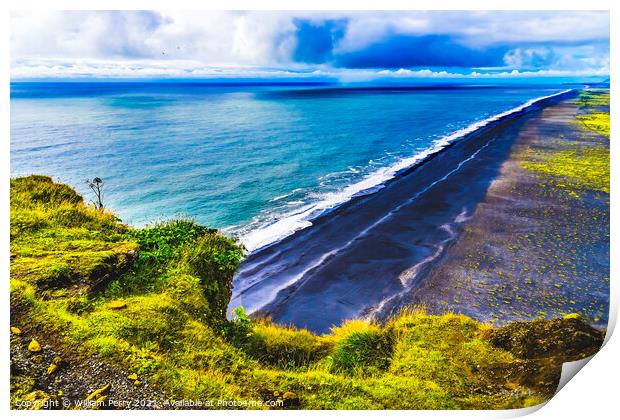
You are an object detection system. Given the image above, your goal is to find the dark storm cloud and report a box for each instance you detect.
[331,34,509,69]
[290,22,511,69]
[292,19,347,64]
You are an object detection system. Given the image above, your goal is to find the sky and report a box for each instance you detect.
[10,10,610,83]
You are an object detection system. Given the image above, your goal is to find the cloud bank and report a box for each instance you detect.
[10,11,610,81]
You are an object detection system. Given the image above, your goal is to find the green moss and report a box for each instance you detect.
[519,89,610,196]
[573,89,610,138]
[10,375,57,410]
[574,89,610,108]
[578,112,610,138]
[521,145,609,194]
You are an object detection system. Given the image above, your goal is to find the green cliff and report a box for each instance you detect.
[10,175,603,410]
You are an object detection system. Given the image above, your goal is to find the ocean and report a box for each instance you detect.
[10,82,569,252]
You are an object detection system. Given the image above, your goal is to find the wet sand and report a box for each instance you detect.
[229,91,609,334]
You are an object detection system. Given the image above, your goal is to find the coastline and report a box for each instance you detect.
[398,92,610,328]
[230,89,609,334]
[239,89,574,253]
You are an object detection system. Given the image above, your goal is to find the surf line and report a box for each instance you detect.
[239,89,573,254]
[397,207,471,288]
[368,215,471,320]
[367,141,499,319]
[243,134,499,315]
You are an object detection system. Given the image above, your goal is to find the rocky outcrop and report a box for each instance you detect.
[490,316,604,361]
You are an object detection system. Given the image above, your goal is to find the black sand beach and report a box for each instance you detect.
[229,91,609,334]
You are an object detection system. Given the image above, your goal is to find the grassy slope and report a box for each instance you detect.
[10,171,604,410]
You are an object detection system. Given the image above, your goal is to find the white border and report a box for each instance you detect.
[3,0,616,10]
[2,1,617,419]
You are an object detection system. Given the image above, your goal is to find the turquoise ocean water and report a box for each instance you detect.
[10,83,567,251]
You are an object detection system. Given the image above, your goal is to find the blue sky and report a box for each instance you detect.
[10,11,610,82]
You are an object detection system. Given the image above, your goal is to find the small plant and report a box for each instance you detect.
[226,306,254,344]
[86,177,105,211]
[129,219,217,263]
[328,326,394,375]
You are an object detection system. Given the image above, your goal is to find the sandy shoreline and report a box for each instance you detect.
[229,90,609,334]
[398,94,609,329]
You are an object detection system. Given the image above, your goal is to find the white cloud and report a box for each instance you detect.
[373,67,608,79]
[11,11,299,65]
[10,57,609,81]
[333,11,609,51]
[10,11,610,79]
[504,47,555,68]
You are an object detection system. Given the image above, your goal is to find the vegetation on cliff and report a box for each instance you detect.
[10,175,604,410]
